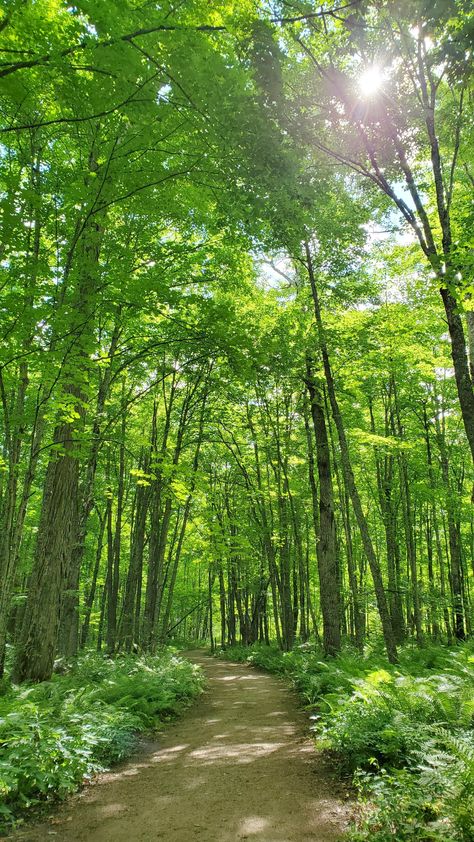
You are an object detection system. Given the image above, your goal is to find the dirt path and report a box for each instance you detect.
[13,653,351,842]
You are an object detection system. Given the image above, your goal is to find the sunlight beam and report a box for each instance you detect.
[358,65,384,97]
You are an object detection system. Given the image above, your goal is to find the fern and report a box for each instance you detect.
[217,640,474,841]
[0,650,204,832]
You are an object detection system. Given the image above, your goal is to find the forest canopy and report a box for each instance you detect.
[0,0,473,681]
[1,0,474,838]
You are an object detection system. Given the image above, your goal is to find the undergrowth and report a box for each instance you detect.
[218,641,474,841]
[0,650,204,832]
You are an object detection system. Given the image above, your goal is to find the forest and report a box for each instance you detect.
[0,0,473,839]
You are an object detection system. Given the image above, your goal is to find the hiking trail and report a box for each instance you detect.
[13,653,351,842]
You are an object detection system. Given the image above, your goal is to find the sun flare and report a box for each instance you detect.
[359,65,384,96]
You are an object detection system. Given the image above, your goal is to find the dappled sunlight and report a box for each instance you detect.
[150,747,189,764]
[238,815,270,835]
[16,656,348,842]
[118,767,141,778]
[187,741,286,765]
[4,1,465,839]
[214,672,267,683]
[157,744,189,754]
[97,803,130,818]
[215,674,239,682]
[220,722,294,736]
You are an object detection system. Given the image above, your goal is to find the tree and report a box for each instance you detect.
[277,0,474,463]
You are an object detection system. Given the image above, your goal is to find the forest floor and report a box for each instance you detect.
[10,651,351,842]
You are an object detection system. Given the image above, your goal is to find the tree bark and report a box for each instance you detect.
[13,414,80,681]
[305,361,341,656]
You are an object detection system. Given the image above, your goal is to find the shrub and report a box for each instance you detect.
[217,640,474,842]
[0,650,204,831]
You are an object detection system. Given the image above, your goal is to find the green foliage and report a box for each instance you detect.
[0,651,203,831]
[1,0,473,835]
[219,642,294,673]
[352,729,474,842]
[218,642,474,842]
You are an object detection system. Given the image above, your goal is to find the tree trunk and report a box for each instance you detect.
[13,415,80,681]
[13,194,104,681]
[304,241,398,663]
[81,510,106,647]
[434,403,465,639]
[440,288,474,466]
[305,362,341,656]
[59,315,121,657]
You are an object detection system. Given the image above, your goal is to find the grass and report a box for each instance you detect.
[0,649,204,832]
[217,640,474,842]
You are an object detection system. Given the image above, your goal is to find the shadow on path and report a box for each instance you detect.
[12,651,351,842]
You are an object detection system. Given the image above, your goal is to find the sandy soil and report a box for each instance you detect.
[11,652,351,842]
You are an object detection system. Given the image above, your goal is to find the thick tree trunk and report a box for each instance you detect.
[0,366,28,675]
[13,193,103,681]
[0,158,43,673]
[13,417,80,682]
